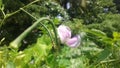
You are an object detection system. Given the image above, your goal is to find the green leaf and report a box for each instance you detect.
[0,0,4,10]
[53,17,60,25]
[0,0,2,7]
[6,61,16,68]
[88,29,106,37]
[96,48,111,63]
[113,32,120,40]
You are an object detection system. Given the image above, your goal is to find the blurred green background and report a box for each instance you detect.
[0,0,120,68]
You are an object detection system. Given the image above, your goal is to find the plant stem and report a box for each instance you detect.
[7,0,39,18]
[20,8,54,46]
[9,17,58,49]
[0,0,40,27]
[1,9,6,18]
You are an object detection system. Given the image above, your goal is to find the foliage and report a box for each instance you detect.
[0,0,120,68]
[56,0,117,24]
[87,14,120,37]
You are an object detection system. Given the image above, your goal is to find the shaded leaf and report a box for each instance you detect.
[0,0,2,8]
[96,48,111,63]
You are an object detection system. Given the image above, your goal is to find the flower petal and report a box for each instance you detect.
[57,25,71,43]
[65,35,81,47]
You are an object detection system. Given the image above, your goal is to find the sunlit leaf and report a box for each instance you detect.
[113,32,120,40]
[87,29,106,37]
[6,61,16,68]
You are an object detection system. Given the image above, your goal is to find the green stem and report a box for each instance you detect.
[9,17,48,48]
[45,19,59,47]
[9,17,58,49]
[0,38,5,45]
[7,0,39,18]
[20,8,54,45]
[0,0,40,27]
[100,59,119,64]
[1,9,6,18]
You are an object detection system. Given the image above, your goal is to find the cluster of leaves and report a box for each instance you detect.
[87,14,120,37]
[0,0,68,46]
[58,0,117,24]
[0,0,120,68]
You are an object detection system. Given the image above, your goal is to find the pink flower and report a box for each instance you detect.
[65,35,80,47]
[57,25,81,47]
[57,25,71,43]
